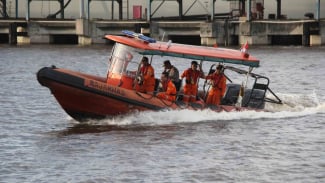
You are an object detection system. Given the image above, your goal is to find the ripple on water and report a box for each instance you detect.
[0,45,324,182]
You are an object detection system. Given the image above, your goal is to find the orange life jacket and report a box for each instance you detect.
[181,68,203,85]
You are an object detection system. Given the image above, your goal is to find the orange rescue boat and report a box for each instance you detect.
[37,31,282,122]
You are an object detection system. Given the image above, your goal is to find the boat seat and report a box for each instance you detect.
[176,93,203,102]
[190,102,204,109]
[175,100,187,107]
[253,83,268,90]
[173,80,182,91]
[241,77,268,109]
[206,104,221,111]
[154,78,160,92]
[241,89,266,109]
[220,84,241,105]
[175,93,184,101]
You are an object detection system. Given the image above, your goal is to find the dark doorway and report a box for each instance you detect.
[0,34,9,43]
[271,35,302,45]
[168,35,201,45]
[50,35,78,44]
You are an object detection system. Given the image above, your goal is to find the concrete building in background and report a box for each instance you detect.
[2,0,324,20]
[0,0,324,46]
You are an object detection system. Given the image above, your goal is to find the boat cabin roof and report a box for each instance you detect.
[105,34,260,68]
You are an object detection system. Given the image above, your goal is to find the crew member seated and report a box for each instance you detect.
[162,60,181,91]
[156,72,177,102]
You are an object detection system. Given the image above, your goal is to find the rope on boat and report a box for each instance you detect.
[158,97,175,107]
[136,91,177,108]
[135,91,155,100]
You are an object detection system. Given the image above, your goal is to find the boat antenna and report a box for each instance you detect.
[161,32,165,41]
[196,60,204,95]
[167,40,172,49]
[244,67,253,88]
[236,82,245,107]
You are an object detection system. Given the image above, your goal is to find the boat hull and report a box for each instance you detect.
[37,66,254,122]
[37,66,178,121]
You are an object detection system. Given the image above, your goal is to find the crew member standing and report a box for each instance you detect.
[180,61,205,102]
[205,65,227,105]
[156,72,177,102]
[163,60,180,90]
[136,56,155,93]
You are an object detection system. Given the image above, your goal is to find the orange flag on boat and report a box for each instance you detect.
[241,41,249,52]
[240,41,249,58]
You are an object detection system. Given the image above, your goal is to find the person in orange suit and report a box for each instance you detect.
[163,60,180,90]
[180,61,205,102]
[205,65,227,105]
[136,56,155,93]
[156,72,177,101]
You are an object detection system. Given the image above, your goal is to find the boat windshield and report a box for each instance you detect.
[108,43,140,76]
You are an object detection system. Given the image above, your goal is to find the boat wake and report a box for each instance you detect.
[265,92,322,112]
[72,92,324,127]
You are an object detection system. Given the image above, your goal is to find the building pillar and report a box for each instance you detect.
[76,18,92,45]
[239,22,270,45]
[210,0,215,22]
[201,37,217,46]
[240,0,245,16]
[87,0,90,19]
[78,36,92,45]
[9,23,17,44]
[15,0,18,18]
[177,0,183,19]
[118,0,122,20]
[316,0,320,20]
[58,0,64,19]
[277,0,281,19]
[1,0,8,18]
[320,20,325,45]
[26,0,30,21]
[247,0,251,21]
[200,22,217,46]
[111,0,114,20]
[147,0,151,21]
[17,26,30,44]
[28,22,50,44]
[310,35,321,46]
[80,0,85,18]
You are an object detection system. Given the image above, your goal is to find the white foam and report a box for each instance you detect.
[73,92,325,126]
[265,92,321,112]
[90,105,324,127]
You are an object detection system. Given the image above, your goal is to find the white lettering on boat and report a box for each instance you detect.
[84,79,125,96]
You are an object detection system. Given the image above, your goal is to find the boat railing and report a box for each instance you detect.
[242,76,269,108]
[224,65,282,106]
[265,88,283,104]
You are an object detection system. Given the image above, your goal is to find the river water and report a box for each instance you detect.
[0,44,324,183]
